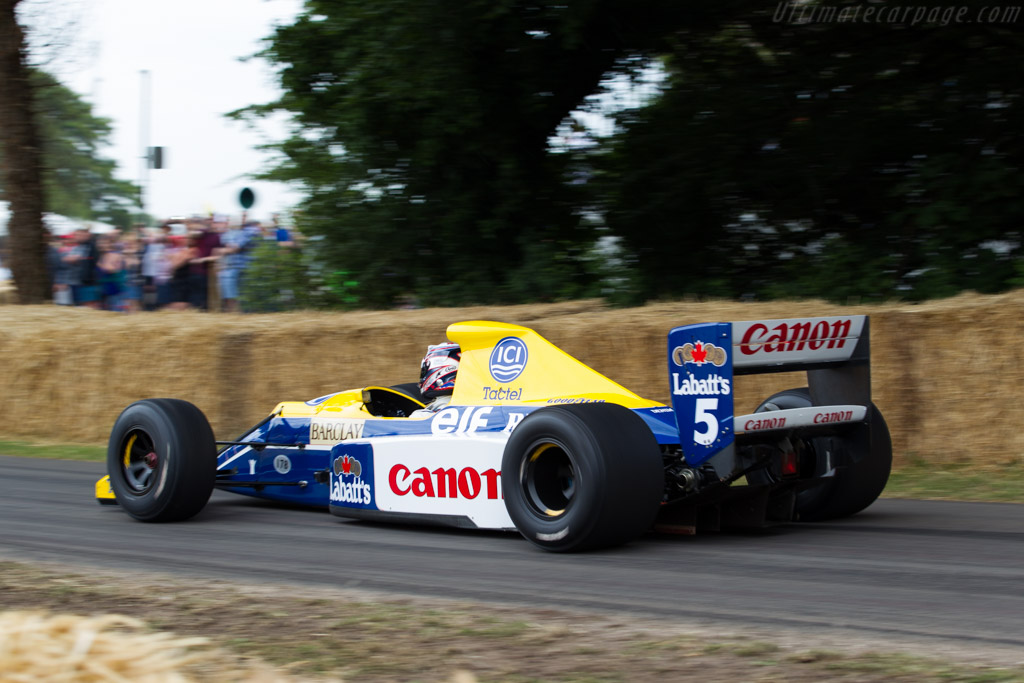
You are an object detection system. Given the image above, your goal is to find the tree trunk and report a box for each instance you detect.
[0,0,49,304]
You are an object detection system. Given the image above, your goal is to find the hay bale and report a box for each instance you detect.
[0,610,210,682]
[0,610,341,682]
[1,291,1022,466]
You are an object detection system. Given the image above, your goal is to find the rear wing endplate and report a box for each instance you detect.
[668,315,870,468]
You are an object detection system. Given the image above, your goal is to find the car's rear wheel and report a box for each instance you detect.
[107,398,216,522]
[501,403,664,552]
[754,388,891,521]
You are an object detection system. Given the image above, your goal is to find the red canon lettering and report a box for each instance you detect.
[784,321,811,351]
[432,468,457,497]
[390,464,411,495]
[808,320,829,350]
[388,464,502,499]
[740,319,854,355]
[813,410,854,424]
[766,324,787,352]
[458,468,481,499]
[744,417,786,431]
[411,467,434,497]
[739,323,769,355]
[829,319,852,348]
[482,468,501,499]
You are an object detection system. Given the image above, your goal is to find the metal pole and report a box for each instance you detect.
[139,69,150,217]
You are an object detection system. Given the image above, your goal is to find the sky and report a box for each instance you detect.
[23,0,306,223]
[14,0,666,228]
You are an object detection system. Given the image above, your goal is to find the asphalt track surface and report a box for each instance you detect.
[3,455,1024,656]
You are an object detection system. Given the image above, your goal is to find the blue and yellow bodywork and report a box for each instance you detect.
[97,321,678,514]
[98,315,878,533]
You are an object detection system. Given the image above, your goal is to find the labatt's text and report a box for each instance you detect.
[331,477,371,505]
[672,373,731,396]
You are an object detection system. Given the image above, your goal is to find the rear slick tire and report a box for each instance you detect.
[755,388,892,521]
[501,403,664,552]
[106,398,217,522]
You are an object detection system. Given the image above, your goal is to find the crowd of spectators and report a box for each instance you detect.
[46,214,295,312]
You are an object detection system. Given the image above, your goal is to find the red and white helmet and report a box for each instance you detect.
[419,342,461,399]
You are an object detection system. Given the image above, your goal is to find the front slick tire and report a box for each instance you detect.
[107,398,216,522]
[501,403,664,552]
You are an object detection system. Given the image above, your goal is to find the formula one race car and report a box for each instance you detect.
[96,317,891,552]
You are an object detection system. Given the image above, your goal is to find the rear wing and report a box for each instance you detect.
[668,316,871,468]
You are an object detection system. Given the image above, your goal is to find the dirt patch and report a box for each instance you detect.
[2,560,1022,682]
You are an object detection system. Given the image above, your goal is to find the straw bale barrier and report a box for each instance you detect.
[1,610,212,682]
[1,291,1022,466]
[0,609,340,682]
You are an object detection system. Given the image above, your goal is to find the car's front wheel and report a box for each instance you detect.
[107,398,217,522]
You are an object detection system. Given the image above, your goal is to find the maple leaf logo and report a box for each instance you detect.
[691,341,708,364]
[672,341,727,367]
[333,454,361,477]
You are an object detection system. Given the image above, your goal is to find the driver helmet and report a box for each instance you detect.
[419,342,461,399]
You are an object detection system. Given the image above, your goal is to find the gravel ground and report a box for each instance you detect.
[3,559,1023,682]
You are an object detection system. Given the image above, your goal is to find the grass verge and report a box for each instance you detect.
[0,439,106,461]
[883,459,1024,503]
[2,560,1023,682]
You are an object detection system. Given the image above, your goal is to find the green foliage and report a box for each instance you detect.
[30,70,141,228]
[240,0,1024,307]
[239,238,358,312]
[594,13,1024,303]
[240,240,310,312]
[234,0,697,308]
[0,69,139,228]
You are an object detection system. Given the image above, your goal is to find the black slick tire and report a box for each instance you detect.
[501,403,664,552]
[106,398,217,522]
[755,388,892,521]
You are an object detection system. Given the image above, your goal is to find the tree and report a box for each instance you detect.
[593,10,1024,303]
[32,69,141,229]
[244,0,1024,308]
[0,0,48,304]
[238,0,721,307]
